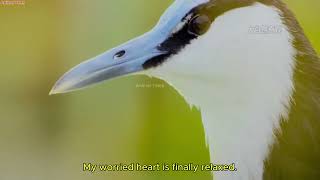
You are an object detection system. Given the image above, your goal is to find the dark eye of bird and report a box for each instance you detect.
[114,50,126,59]
[188,15,211,36]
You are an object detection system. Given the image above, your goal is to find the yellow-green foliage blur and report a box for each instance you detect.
[0,1,319,180]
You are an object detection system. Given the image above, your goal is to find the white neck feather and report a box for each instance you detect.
[147,3,296,180]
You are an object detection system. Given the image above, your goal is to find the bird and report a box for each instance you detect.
[50,0,320,179]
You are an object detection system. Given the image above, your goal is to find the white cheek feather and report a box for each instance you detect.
[147,3,296,180]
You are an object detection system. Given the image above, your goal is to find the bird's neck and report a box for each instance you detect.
[163,69,294,179]
[201,90,289,180]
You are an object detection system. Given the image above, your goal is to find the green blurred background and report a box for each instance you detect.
[0,0,318,180]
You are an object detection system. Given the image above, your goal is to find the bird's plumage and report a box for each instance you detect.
[262,1,320,179]
[147,3,296,179]
[51,0,320,179]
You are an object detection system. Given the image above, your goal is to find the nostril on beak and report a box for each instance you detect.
[114,50,126,60]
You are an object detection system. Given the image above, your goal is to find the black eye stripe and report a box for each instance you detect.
[143,12,199,69]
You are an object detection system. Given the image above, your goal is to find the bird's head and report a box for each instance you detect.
[50,0,295,105]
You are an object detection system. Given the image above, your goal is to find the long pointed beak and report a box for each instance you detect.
[50,32,168,95]
[50,0,209,95]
